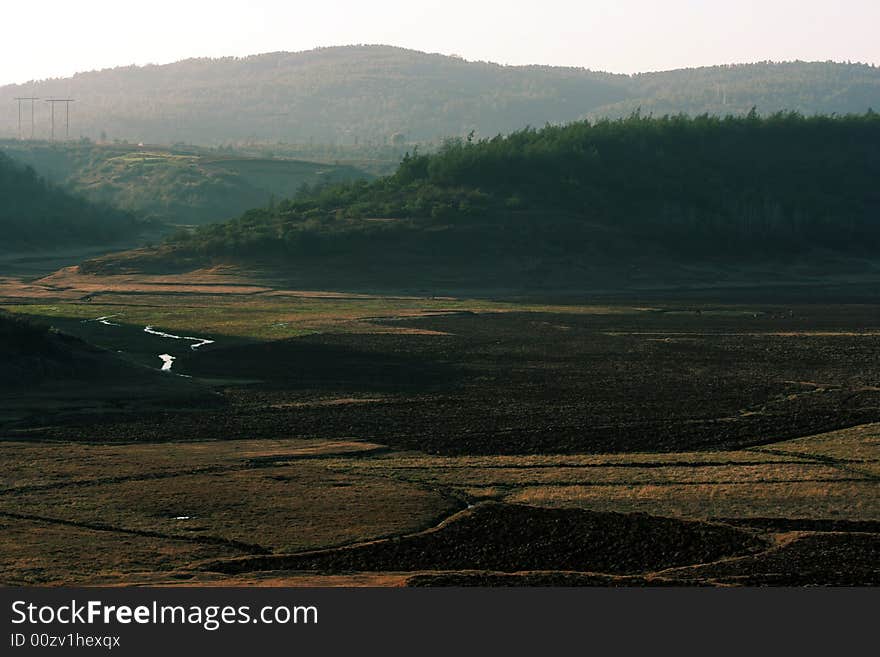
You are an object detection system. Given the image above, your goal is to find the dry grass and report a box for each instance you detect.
[0,438,383,490]
[155,572,413,587]
[750,422,880,463]
[0,463,457,555]
[336,462,856,487]
[327,449,808,469]
[0,517,239,586]
[326,443,877,523]
[2,428,877,584]
[0,263,647,342]
[506,480,880,521]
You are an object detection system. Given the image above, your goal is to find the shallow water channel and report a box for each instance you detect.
[84,315,215,373]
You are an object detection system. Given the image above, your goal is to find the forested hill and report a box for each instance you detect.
[1,46,878,145]
[594,61,880,120]
[0,150,139,251]
[0,47,628,145]
[102,112,879,287]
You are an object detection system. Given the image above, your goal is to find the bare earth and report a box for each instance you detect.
[1,261,878,586]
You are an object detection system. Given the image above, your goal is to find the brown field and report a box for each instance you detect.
[1,262,878,586]
[1,423,877,585]
[0,516,243,586]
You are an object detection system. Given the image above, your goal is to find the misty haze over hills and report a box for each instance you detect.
[1,45,878,146]
[3,18,880,597]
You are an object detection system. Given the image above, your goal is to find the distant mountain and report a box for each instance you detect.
[0,149,140,251]
[595,61,880,119]
[2,46,877,146]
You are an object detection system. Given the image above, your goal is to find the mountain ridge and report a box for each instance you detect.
[2,45,877,145]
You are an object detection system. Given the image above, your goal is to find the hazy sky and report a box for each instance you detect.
[1,0,878,86]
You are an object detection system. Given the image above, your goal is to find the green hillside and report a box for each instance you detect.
[0,149,140,251]
[94,111,878,288]
[0,141,368,225]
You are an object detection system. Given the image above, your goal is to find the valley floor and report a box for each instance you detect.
[1,263,878,586]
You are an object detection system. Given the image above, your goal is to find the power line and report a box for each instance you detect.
[14,97,39,140]
[45,98,75,140]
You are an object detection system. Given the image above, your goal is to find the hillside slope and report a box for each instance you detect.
[0,311,214,427]
[0,311,135,386]
[2,46,877,145]
[87,112,880,291]
[0,141,368,225]
[593,60,880,119]
[0,150,141,251]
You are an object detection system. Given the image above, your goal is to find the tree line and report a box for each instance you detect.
[168,111,880,264]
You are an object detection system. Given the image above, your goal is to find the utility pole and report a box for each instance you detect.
[45,98,74,140]
[14,97,39,140]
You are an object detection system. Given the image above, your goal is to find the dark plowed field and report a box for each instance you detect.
[24,307,880,455]
[665,533,880,586]
[204,503,766,575]
[405,572,701,587]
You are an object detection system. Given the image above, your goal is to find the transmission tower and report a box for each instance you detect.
[45,98,75,140]
[14,97,39,140]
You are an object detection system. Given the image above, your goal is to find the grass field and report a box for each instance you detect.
[0,263,878,585]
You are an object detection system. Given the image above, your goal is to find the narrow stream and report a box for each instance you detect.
[144,326,215,372]
[84,315,215,373]
[144,325,215,350]
[82,314,122,326]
